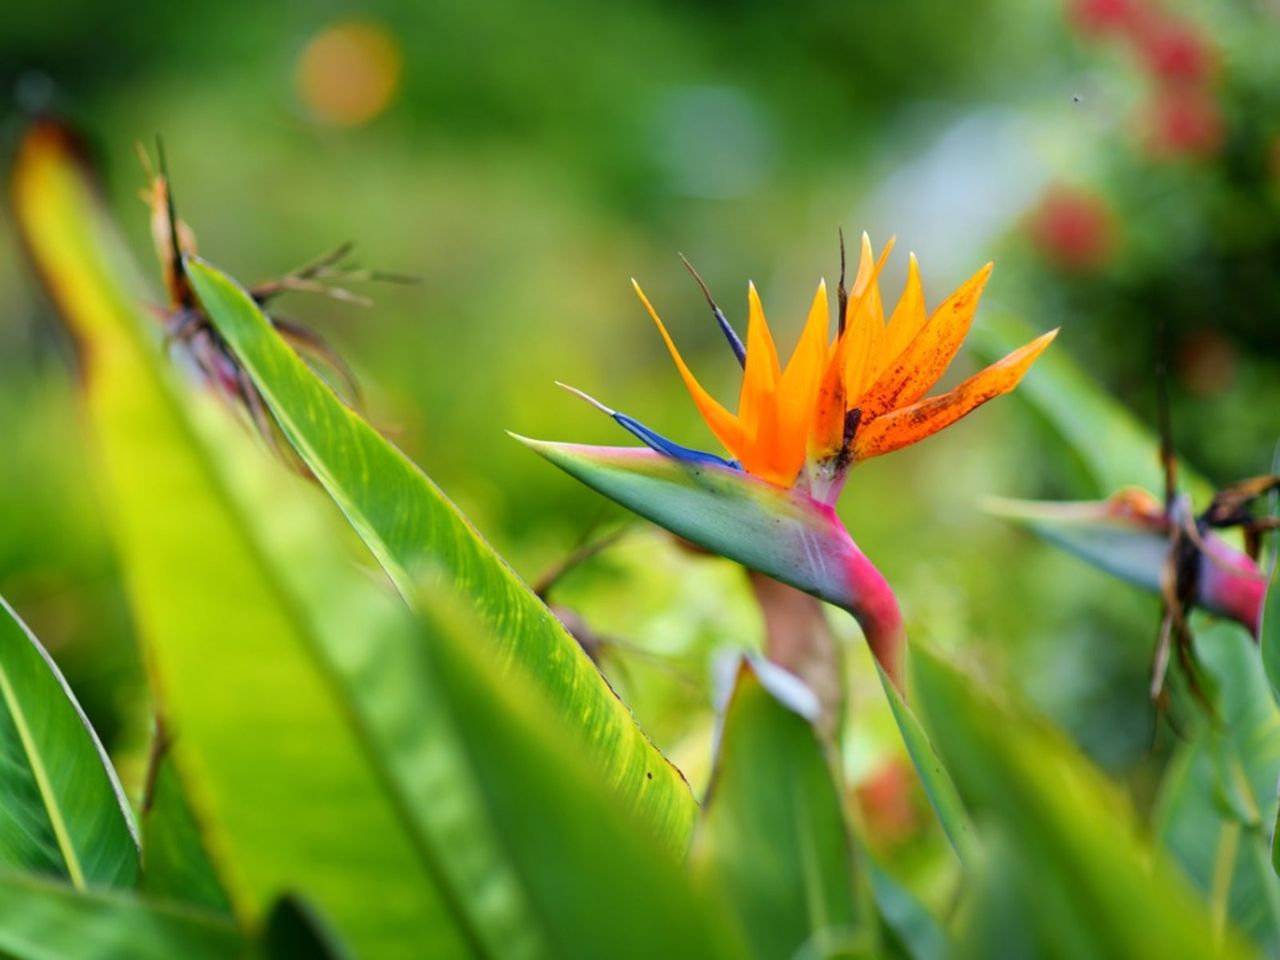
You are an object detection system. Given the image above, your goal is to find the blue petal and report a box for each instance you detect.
[712,307,746,368]
[612,412,740,469]
[680,255,746,368]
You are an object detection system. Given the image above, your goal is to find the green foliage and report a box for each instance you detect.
[16,127,475,956]
[5,3,1280,946]
[138,750,230,914]
[0,597,137,889]
[0,872,241,960]
[12,124,745,958]
[1154,623,1280,955]
[184,257,696,852]
[912,646,1253,959]
[690,659,865,959]
[411,590,742,959]
[1263,535,1280,708]
[878,666,974,865]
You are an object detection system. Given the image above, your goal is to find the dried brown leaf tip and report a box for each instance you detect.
[1146,432,1276,711]
[137,143,412,470]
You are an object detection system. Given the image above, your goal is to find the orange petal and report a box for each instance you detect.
[840,239,896,400]
[773,280,831,479]
[881,253,926,364]
[856,261,994,418]
[852,328,1058,461]
[810,341,848,460]
[633,280,747,457]
[738,282,781,429]
[849,233,893,329]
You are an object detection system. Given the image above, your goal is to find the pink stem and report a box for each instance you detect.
[817,504,907,691]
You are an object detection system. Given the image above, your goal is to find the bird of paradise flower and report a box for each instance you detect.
[519,235,1057,689]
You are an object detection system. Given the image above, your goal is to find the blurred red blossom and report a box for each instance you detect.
[1133,16,1215,84]
[1144,86,1224,158]
[1027,185,1116,272]
[854,759,919,844]
[1068,0,1138,36]
[1069,0,1225,161]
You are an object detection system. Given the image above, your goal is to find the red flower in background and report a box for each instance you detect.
[1145,86,1224,158]
[1027,185,1115,272]
[1069,0,1137,36]
[855,759,920,844]
[1134,16,1216,84]
[1068,0,1225,162]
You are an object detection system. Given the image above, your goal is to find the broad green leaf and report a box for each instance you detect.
[973,314,1213,504]
[13,123,470,957]
[878,664,975,864]
[912,646,1252,959]
[689,659,867,960]
[139,749,231,914]
[185,257,696,850]
[17,124,727,959]
[414,587,744,960]
[0,594,137,888]
[0,871,241,960]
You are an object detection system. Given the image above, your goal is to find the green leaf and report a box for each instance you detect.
[878,663,975,864]
[1261,506,1280,708]
[984,495,1167,597]
[17,125,731,959]
[510,440,872,614]
[14,123,471,956]
[0,595,138,889]
[414,588,745,960]
[138,748,231,914]
[867,862,947,960]
[689,659,867,960]
[0,871,241,960]
[912,645,1253,959]
[185,257,696,851]
[1154,622,1280,953]
[973,314,1213,503]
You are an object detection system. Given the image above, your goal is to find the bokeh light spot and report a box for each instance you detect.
[296,21,402,127]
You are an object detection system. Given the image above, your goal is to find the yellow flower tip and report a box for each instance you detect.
[630,279,666,329]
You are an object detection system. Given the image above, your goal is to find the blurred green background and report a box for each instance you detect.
[1,0,1277,864]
